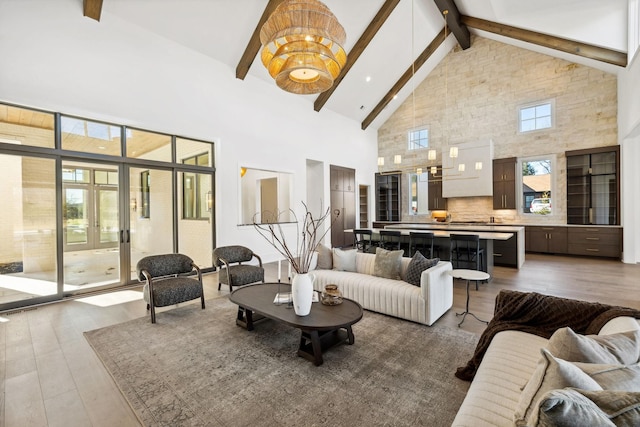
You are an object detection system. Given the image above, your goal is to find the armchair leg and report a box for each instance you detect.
[150,304,156,324]
[218,282,221,291]
[201,295,205,309]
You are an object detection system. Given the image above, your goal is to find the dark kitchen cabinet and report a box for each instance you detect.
[330,165,356,248]
[493,157,516,209]
[428,166,447,210]
[526,226,567,254]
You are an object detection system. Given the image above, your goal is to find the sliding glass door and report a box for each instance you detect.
[0,154,58,306]
[0,102,216,311]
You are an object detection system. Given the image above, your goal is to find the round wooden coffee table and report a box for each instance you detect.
[230,283,363,366]
[449,269,490,327]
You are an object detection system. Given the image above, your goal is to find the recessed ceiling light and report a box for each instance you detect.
[365,76,371,82]
[393,95,398,100]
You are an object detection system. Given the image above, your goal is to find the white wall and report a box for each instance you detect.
[0,0,378,264]
[619,46,640,263]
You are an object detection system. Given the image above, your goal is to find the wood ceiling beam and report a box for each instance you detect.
[314,0,401,112]
[461,15,627,67]
[433,0,470,50]
[361,27,446,131]
[83,0,103,22]
[236,0,285,80]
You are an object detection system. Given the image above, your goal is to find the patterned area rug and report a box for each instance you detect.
[85,298,477,427]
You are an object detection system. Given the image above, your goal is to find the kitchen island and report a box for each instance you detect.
[378,223,525,270]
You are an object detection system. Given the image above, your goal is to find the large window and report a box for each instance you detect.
[408,172,429,216]
[408,128,428,150]
[182,153,211,220]
[520,156,554,215]
[519,101,553,133]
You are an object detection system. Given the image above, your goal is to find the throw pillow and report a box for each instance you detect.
[332,248,357,272]
[404,251,440,287]
[514,349,603,427]
[574,361,640,391]
[548,327,640,365]
[537,388,615,427]
[373,247,404,280]
[316,243,333,270]
[580,389,640,426]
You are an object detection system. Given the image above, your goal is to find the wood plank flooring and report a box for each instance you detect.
[1,253,639,426]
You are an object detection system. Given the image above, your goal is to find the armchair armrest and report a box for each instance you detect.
[419,261,454,326]
[252,253,263,268]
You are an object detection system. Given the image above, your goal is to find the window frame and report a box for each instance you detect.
[517,99,555,134]
[517,154,557,217]
[407,127,429,151]
[408,172,429,216]
[182,152,210,220]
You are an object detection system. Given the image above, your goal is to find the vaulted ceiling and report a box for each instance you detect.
[84,0,629,131]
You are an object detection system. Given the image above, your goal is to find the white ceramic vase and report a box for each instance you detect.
[291,272,314,316]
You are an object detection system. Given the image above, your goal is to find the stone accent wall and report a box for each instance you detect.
[378,35,618,224]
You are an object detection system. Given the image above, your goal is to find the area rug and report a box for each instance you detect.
[85,298,477,427]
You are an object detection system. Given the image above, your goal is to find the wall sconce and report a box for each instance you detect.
[416,168,423,175]
[393,155,402,165]
[428,149,437,161]
[475,161,483,171]
[206,191,213,212]
[130,198,137,212]
[430,166,437,175]
[449,147,459,158]
[458,163,466,172]
[377,157,385,167]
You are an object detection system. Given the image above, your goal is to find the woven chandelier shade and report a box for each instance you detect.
[260,0,347,95]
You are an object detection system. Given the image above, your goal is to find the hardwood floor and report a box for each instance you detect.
[1,254,639,426]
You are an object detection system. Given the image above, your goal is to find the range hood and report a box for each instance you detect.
[442,139,493,198]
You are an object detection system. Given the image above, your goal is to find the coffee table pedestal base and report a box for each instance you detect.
[298,327,355,366]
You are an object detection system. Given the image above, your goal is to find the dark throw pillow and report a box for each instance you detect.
[404,251,439,287]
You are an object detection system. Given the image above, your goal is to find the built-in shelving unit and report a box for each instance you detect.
[375,173,401,222]
[566,146,619,225]
[358,185,368,228]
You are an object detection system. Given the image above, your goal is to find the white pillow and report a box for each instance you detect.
[332,248,357,272]
[547,327,640,365]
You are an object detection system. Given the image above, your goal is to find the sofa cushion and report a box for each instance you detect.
[548,327,640,365]
[514,349,603,426]
[574,361,640,390]
[538,388,640,427]
[316,243,333,270]
[332,248,356,272]
[404,251,440,287]
[537,388,615,427]
[373,247,403,280]
[580,390,640,426]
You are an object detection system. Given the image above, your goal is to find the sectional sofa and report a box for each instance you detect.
[452,291,640,426]
[310,248,453,326]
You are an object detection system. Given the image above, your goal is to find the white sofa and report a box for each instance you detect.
[452,315,640,426]
[310,251,453,326]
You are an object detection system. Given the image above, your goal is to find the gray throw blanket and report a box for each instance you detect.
[455,290,640,381]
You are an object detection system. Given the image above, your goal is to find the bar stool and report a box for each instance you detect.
[378,230,402,252]
[353,229,374,253]
[409,232,436,258]
[449,234,485,289]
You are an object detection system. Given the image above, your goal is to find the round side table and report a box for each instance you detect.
[449,269,490,327]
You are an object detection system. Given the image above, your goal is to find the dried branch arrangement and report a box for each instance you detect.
[254,202,338,274]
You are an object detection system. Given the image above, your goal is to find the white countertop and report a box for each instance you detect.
[384,223,525,233]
